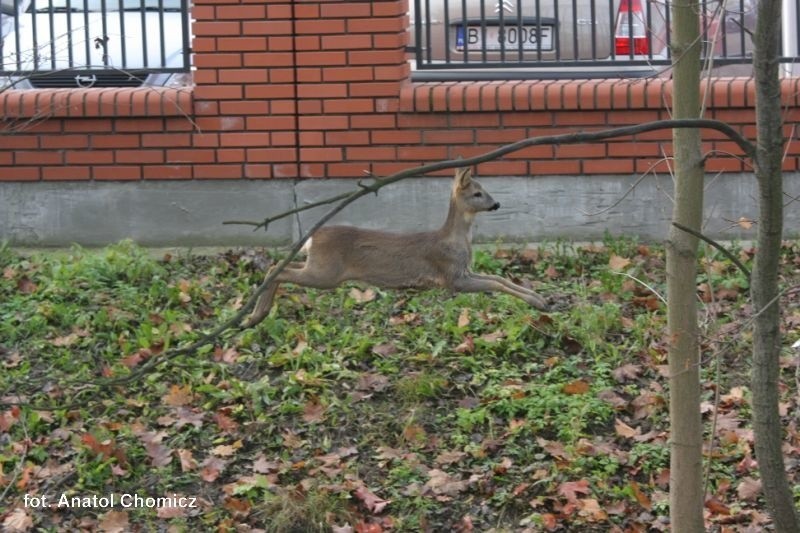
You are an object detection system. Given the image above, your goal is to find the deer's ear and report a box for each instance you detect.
[455,167,472,190]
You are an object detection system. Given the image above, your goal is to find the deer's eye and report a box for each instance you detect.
[473,192,483,198]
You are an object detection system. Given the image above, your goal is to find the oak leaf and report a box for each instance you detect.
[162,384,194,407]
[3,508,33,533]
[200,457,227,482]
[98,510,129,533]
[612,364,641,382]
[177,449,197,472]
[302,399,326,423]
[424,469,469,496]
[736,477,762,501]
[211,441,242,457]
[354,485,390,514]
[557,479,590,502]
[614,418,640,439]
[608,254,631,271]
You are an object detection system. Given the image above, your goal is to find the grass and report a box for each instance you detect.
[0,238,798,532]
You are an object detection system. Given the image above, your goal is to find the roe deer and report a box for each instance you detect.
[244,167,549,328]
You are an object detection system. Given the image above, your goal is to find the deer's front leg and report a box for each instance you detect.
[453,274,549,311]
[469,273,549,310]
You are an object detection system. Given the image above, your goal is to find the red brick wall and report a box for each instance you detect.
[1,0,799,182]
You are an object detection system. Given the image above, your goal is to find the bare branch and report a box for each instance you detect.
[226,119,757,229]
[671,221,751,277]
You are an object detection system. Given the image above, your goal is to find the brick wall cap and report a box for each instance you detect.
[0,87,194,119]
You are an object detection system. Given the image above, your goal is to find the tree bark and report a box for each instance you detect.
[750,0,800,529]
[666,0,705,529]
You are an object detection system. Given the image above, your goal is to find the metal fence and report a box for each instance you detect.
[411,0,800,79]
[0,0,190,88]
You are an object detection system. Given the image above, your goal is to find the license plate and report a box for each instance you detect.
[456,24,554,52]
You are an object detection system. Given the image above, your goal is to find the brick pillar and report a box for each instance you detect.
[191,0,409,180]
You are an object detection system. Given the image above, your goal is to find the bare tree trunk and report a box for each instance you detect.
[666,0,705,528]
[750,0,800,529]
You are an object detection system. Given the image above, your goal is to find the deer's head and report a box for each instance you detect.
[452,167,500,215]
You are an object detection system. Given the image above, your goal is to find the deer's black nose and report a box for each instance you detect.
[489,202,500,211]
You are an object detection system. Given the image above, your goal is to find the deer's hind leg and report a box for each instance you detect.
[244,262,306,328]
[244,261,344,328]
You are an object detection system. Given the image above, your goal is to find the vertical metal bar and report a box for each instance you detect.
[498,0,505,64]
[118,0,126,67]
[738,0,745,59]
[66,0,74,67]
[796,0,800,67]
[461,0,469,63]
[609,0,615,59]
[82,0,90,65]
[554,0,560,60]
[47,0,56,69]
[645,0,653,59]
[700,0,708,58]
[664,0,671,59]
[139,0,148,67]
[15,0,24,69]
[30,0,39,68]
[720,0,729,58]
[535,0,542,60]
[479,0,486,63]
[181,0,189,69]
[626,2,633,58]
[424,0,431,63]
[516,0,523,60]
[572,0,579,59]
[413,0,423,67]
[590,0,597,60]
[443,0,450,63]
[158,0,165,66]
[100,0,109,65]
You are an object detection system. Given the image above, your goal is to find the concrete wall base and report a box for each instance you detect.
[2,173,797,247]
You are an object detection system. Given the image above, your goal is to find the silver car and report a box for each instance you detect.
[0,0,191,89]
[409,0,757,78]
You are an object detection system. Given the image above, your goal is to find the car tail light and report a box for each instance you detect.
[614,0,649,56]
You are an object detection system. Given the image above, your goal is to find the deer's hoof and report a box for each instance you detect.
[525,295,550,312]
[544,295,572,312]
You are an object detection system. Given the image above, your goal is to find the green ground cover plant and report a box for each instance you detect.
[0,239,798,532]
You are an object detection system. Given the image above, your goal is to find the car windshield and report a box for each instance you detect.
[27,0,181,12]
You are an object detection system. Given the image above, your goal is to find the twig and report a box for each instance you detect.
[223,191,353,231]
[610,271,668,305]
[671,222,751,277]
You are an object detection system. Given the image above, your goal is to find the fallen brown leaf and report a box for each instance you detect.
[562,379,590,395]
[349,287,377,303]
[614,418,640,439]
[162,384,194,407]
[736,477,762,501]
[98,510,129,533]
[557,479,591,503]
[608,254,632,271]
[354,485,391,514]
